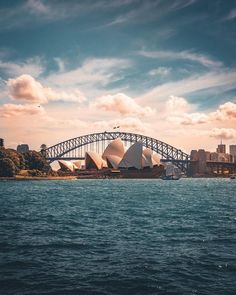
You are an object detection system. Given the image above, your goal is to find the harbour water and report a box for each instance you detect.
[0,179,235,294]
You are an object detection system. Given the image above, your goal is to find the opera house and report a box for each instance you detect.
[58,138,163,178]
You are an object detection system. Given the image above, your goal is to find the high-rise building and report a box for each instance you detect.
[216,144,226,154]
[17,144,29,153]
[0,138,4,147]
[229,145,236,162]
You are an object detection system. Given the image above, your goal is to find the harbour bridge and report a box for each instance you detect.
[44,131,190,173]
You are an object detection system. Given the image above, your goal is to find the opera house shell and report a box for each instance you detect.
[82,138,160,170]
[58,160,81,172]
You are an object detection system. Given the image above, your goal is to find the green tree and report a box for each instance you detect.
[0,158,16,177]
[24,150,50,172]
[0,148,25,171]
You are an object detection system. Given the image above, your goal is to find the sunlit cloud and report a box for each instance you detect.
[7,74,86,104]
[209,128,236,140]
[92,93,155,117]
[0,103,45,118]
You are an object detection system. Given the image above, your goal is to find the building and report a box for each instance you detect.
[229,145,236,163]
[17,144,29,153]
[0,138,4,148]
[216,144,226,154]
[81,138,161,171]
[58,160,81,172]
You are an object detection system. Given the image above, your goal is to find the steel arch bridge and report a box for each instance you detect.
[44,131,190,173]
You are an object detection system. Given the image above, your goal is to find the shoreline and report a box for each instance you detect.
[0,176,78,181]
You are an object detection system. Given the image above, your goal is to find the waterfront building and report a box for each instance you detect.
[17,144,29,153]
[216,144,226,154]
[119,142,143,169]
[229,145,236,162]
[0,138,4,147]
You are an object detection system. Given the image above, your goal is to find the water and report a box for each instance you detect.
[0,178,235,295]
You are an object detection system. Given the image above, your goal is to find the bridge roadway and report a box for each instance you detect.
[45,131,190,173]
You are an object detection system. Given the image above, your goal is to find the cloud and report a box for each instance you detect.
[92,93,155,117]
[209,128,236,140]
[140,70,236,104]
[213,101,236,120]
[7,74,86,104]
[165,95,192,114]
[46,58,131,88]
[0,56,44,78]
[226,8,236,20]
[148,67,171,77]
[167,99,236,126]
[0,103,45,118]
[138,49,223,68]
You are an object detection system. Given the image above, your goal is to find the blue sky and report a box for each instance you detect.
[0,0,236,152]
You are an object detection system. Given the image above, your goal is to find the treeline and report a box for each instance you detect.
[0,148,51,177]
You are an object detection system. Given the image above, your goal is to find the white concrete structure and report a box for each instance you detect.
[119,141,143,169]
[107,155,122,169]
[73,160,81,169]
[142,148,160,167]
[58,160,77,172]
[85,151,104,170]
[102,138,125,159]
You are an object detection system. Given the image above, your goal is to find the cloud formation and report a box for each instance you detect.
[209,128,236,140]
[7,74,86,104]
[0,56,44,78]
[166,98,236,126]
[0,103,45,118]
[138,49,222,68]
[92,93,155,117]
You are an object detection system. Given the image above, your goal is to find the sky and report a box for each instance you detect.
[0,0,236,154]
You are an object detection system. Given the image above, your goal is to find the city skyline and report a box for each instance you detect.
[0,0,236,153]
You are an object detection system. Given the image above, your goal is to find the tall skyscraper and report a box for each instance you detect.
[216,144,226,154]
[0,138,4,147]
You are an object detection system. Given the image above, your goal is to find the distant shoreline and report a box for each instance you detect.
[0,176,78,181]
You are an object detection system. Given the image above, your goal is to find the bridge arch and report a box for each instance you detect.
[45,131,190,172]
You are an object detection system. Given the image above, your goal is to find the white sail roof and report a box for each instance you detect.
[119,141,143,169]
[73,160,81,169]
[152,153,160,165]
[102,138,125,160]
[106,155,122,169]
[58,160,76,172]
[142,148,153,168]
[85,151,104,170]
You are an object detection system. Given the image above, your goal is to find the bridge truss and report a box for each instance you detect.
[45,131,190,173]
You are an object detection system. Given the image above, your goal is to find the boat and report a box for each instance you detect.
[162,164,181,180]
[230,174,236,179]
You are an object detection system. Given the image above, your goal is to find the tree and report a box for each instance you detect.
[24,150,50,172]
[0,158,16,177]
[0,148,25,171]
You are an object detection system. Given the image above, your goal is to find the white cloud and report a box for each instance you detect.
[138,49,222,68]
[209,128,236,140]
[165,95,192,114]
[7,74,86,104]
[92,93,155,117]
[140,70,236,104]
[46,57,132,88]
[0,103,45,118]
[149,67,171,76]
[166,99,236,126]
[0,56,44,78]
